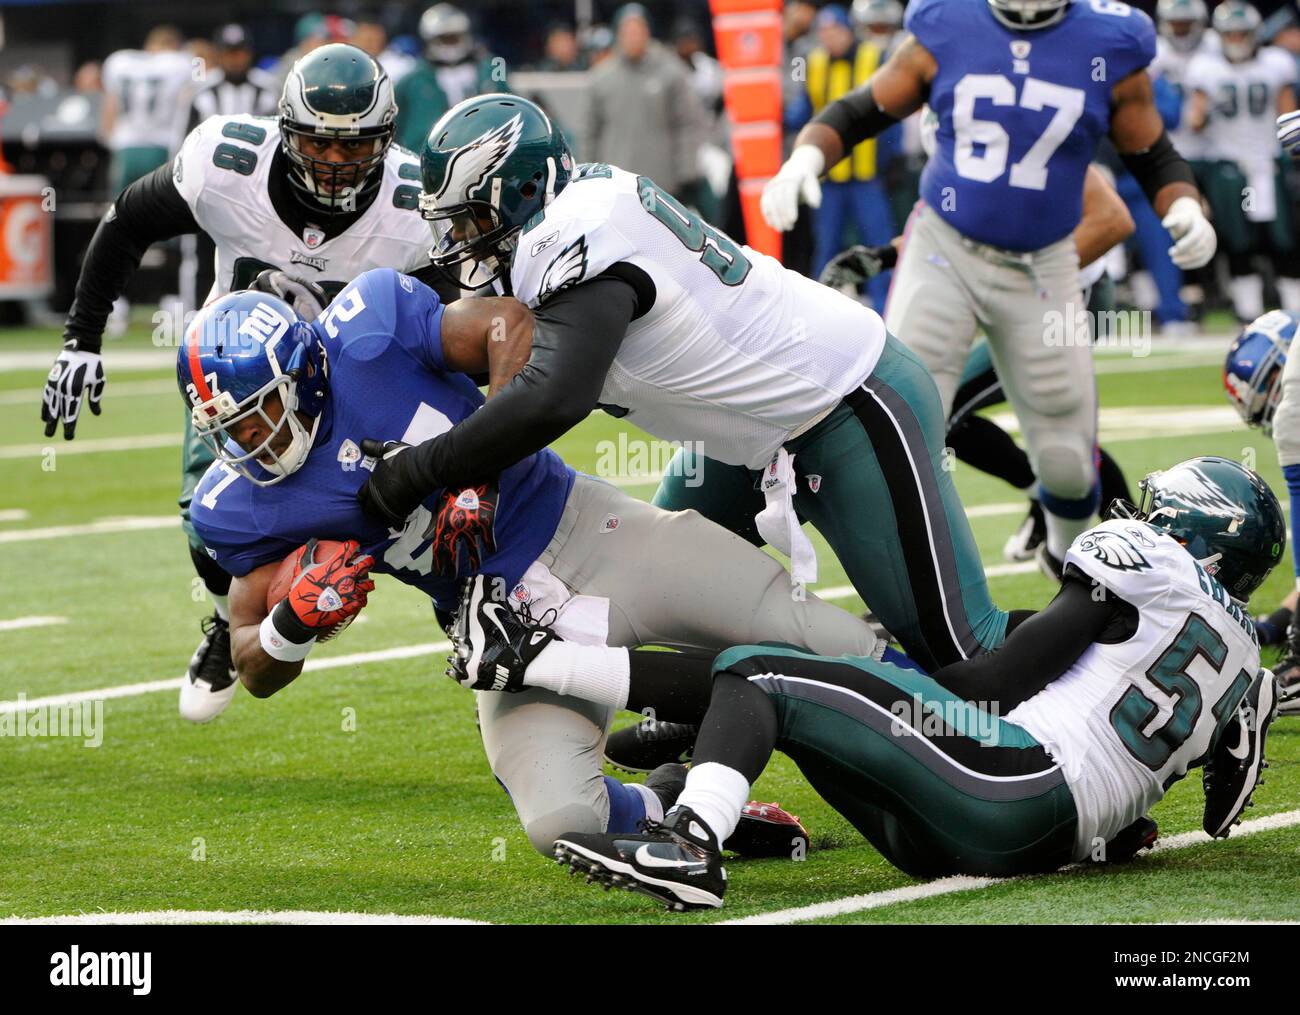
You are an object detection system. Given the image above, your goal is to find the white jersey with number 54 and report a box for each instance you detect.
[1007,518,1262,861]
[508,163,885,469]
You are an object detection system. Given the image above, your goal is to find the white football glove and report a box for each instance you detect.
[1278,110,1300,161]
[41,345,105,440]
[1162,195,1217,270]
[250,269,330,321]
[760,144,826,233]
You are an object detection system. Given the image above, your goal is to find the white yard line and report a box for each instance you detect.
[0,909,487,926]
[0,379,176,407]
[0,640,452,715]
[0,349,173,373]
[0,509,29,522]
[718,808,1300,925]
[0,515,180,544]
[0,616,67,633]
[0,433,181,459]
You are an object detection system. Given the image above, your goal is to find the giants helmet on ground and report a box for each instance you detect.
[178,291,327,486]
[1224,310,1297,434]
[1117,456,1285,602]
[279,43,397,215]
[418,93,574,291]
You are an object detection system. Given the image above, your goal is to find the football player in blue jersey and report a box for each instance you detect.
[763,0,1217,582]
[180,270,877,855]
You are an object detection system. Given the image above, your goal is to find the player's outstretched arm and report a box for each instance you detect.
[763,35,935,232]
[43,162,200,440]
[1109,69,1215,269]
[228,559,306,698]
[1076,165,1135,269]
[438,296,535,398]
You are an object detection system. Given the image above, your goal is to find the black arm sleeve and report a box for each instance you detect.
[403,271,638,489]
[63,162,199,352]
[1119,129,1196,206]
[812,84,901,154]
[929,576,1138,711]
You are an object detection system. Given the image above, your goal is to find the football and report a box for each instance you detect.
[266,540,356,642]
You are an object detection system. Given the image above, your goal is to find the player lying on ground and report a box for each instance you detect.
[1224,308,1300,712]
[538,457,1284,910]
[821,164,1137,567]
[179,271,878,855]
[356,93,1023,676]
[764,0,1217,582]
[41,44,441,724]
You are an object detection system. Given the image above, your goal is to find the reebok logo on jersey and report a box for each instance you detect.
[531,231,560,256]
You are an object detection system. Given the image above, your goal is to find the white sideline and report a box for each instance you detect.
[0,909,487,926]
[0,379,177,407]
[718,808,1300,925]
[0,515,180,544]
[0,509,29,522]
[0,616,67,633]
[0,639,452,715]
[0,433,181,459]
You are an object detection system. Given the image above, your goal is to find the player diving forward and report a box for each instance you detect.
[763,0,1218,580]
[357,93,1022,676]
[541,457,1283,910]
[41,44,436,723]
[180,271,877,855]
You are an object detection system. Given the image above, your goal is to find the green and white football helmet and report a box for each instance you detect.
[1156,0,1208,53]
[1114,456,1285,602]
[418,93,574,291]
[279,43,397,215]
[1212,0,1262,63]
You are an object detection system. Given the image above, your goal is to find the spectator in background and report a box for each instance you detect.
[582,24,616,67]
[73,61,102,94]
[351,14,388,61]
[393,4,508,152]
[101,25,194,194]
[271,13,338,93]
[536,23,587,71]
[673,18,727,221]
[787,5,895,307]
[586,4,705,203]
[380,34,422,83]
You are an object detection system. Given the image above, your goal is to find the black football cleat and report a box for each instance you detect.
[448,575,559,692]
[1203,668,1278,838]
[554,805,727,911]
[603,719,697,773]
[1273,624,1300,717]
[179,613,238,723]
[1003,499,1046,563]
[725,801,810,859]
[1035,543,1064,584]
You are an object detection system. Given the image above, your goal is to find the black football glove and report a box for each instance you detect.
[41,343,105,439]
[429,481,499,577]
[356,438,432,527]
[817,243,899,290]
[250,269,330,321]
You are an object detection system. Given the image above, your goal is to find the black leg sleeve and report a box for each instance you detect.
[624,647,717,723]
[691,672,780,786]
[1097,447,1133,510]
[189,544,232,598]
[947,415,1036,491]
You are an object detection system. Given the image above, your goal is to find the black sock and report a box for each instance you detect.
[625,647,717,724]
[1097,447,1132,512]
[692,672,779,785]
[948,416,1036,491]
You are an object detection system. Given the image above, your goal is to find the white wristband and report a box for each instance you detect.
[259,612,317,663]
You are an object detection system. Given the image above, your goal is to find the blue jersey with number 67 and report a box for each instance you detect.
[908,0,1156,251]
[189,268,575,611]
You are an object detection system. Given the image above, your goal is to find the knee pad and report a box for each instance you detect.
[1034,440,1095,502]
[522,801,606,856]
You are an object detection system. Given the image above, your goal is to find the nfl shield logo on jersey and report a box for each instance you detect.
[303,227,326,249]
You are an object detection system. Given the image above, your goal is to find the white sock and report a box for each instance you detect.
[672,762,751,846]
[210,593,230,622]
[626,781,664,824]
[1044,510,1094,561]
[1279,278,1300,314]
[1230,275,1265,322]
[522,641,630,710]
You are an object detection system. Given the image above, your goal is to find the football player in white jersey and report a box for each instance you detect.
[101,26,197,193]
[41,44,449,724]
[1188,1,1300,321]
[544,457,1283,910]
[1152,0,1213,171]
[359,93,1020,684]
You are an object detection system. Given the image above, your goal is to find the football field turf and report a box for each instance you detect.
[2,322,1298,925]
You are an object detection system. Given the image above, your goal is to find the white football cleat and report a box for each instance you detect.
[179,614,239,723]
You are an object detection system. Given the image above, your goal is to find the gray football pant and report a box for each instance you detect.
[477,474,876,854]
[885,205,1098,508]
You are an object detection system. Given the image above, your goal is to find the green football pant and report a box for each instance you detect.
[110,145,169,196]
[714,643,1079,877]
[179,413,215,554]
[653,334,1008,672]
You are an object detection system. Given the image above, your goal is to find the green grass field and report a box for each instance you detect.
[1,320,1297,925]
